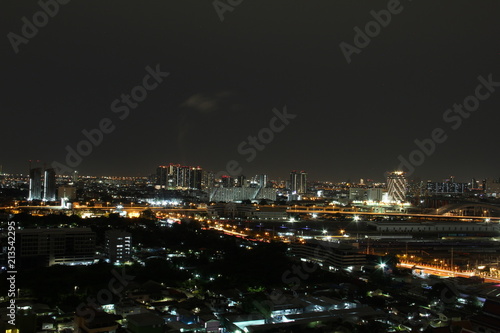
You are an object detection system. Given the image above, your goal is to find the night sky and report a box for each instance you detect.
[2,0,499,182]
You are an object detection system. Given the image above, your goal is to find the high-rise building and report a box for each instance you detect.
[156,164,202,190]
[43,168,56,201]
[221,175,234,188]
[258,174,268,188]
[188,166,202,189]
[178,166,189,188]
[105,230,132,263]
[386,171,407,202]
[290,170,307,195]
[236,175,247,187]
[156,165,169,189]
[28,167,43,200]
[202,170,215,190]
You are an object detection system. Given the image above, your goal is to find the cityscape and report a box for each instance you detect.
[2,163,500,332]
[2,1,500,333]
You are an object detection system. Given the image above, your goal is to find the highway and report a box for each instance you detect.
[398,262,500,283]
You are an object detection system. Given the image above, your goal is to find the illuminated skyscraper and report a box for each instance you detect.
[43,168,56,201]
[290,170,307,195]
[387,171,407,202]
[28,167,43,201]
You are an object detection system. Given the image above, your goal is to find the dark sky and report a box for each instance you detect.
[1,0,499,182]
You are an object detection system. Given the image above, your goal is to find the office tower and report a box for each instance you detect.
[386,171,407,202]
[178,165,189,188]
[188,166,202,189]
[258,174,268,188]
[43,168,56,201]
[17,228,96,267]
[290,170,307,195]
[156,165,169,188]
[202,170,215,190]
[156,164,182,189]
[299,171,307,194]
[221,175,234,188]
[105,230,132,263]
[28,167,43,200]
[236,175,247,187]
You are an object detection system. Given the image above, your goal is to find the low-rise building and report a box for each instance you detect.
[17,228,95,267]
[290,240,366,270]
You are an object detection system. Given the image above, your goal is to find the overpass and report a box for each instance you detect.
[4,204,500,221]
[286,206,500,221]
[436,202,500,216]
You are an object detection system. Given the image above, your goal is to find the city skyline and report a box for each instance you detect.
[2,160,499,184]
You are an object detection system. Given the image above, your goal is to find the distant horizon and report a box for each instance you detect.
[1,163,497,184]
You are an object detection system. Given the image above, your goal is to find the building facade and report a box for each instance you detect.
[17,228,96,267]
[28,167,43,201]
[386,171,407,202]
[43,168,56,201]
[105,230,132,263]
